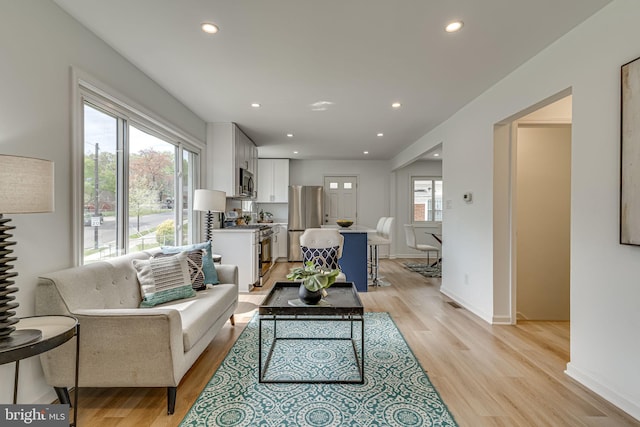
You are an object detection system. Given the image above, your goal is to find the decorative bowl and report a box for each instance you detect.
[336,220,354,228]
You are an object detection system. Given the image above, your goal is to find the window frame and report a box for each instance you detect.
[72,69,204,265]
[411,176,443,225]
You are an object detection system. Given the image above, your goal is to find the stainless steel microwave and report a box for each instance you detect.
[239,168,254,198]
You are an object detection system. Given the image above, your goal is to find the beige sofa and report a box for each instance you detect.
[35,249,238,414]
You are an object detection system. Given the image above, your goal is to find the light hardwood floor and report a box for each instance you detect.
[73,259,639,426]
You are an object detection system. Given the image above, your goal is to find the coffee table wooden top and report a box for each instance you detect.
[259,282,364,316]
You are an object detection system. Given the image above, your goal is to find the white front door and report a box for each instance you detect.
[323,176,358,226]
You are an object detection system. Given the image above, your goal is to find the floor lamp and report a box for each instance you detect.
[193,189,226,241]
[0,154,55,349]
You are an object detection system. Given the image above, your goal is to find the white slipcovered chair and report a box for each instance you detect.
[299,228,347,281]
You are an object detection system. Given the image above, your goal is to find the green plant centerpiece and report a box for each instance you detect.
[259,209,273,222]
[286,261,341,305]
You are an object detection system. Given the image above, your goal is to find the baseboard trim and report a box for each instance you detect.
[491,315,514,325]
[565,362,640,421]
[395,253,431,260]
[439,286,493,324]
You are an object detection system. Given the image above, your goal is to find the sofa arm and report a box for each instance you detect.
[215,264,238,286]
[40,308,185,388]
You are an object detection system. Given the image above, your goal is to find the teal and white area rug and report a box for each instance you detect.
[180,312,457,427]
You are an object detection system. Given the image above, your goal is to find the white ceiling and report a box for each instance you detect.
[53,0,610,160]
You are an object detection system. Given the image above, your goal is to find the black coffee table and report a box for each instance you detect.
[258,282,364,384]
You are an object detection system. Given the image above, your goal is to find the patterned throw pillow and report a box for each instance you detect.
[161,241,219,285]
[133,252,196,307]
[155,249,206,291]
[301,245,340,270]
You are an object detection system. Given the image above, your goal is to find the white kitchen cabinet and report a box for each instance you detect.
[271,223,288,261]
[207,122,257,198]
[211,229,259,292]
[257,158,289,203]
[235,129,257,172]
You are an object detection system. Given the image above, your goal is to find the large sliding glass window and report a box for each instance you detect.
[83,104,121,259]
[81,97,200,264]
[412,177,443,223]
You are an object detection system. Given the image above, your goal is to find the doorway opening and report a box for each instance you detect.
[493,90,572,324]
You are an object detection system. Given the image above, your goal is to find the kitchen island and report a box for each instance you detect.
[323,225,374,292]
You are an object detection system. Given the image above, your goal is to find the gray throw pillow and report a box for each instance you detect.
[133,252,196,307]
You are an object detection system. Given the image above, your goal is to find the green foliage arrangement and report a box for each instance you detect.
[156,219,175,246]
[259,209,273,221]
[286,261,341,292]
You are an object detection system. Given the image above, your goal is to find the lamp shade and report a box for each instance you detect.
[193,189,226,213]
[0,155,54,214]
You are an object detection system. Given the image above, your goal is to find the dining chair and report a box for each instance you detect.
[404,224,440,267]
[299,228,347,281]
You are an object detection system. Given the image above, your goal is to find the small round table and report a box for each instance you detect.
[0,316,80,426]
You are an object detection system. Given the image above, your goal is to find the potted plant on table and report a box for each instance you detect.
[286,261,341,305]
[258,209,273,222]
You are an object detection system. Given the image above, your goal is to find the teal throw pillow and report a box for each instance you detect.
[161,241,220,285]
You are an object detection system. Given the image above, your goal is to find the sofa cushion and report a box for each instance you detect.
[155,249,206,291]
[156,283,237,351]
[133,252,196,307]
[161,241,219,285]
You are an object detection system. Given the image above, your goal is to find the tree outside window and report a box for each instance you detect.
[82,100,198,264]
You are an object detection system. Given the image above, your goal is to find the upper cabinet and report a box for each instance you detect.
[257,158,289,203]
[207,122,258,198]
[235,129,258,174]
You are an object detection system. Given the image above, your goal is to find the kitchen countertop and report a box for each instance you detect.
[213,228,259,233]
[322,225,375,233]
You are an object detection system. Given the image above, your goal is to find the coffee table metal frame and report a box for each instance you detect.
[258,282,364,384]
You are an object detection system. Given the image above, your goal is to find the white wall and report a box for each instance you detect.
[391,0,640,419]
[0,1,206,404]
[289,160,391,231]
[516,125,571,320]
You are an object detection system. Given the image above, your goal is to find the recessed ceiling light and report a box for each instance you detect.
[363,151,369,155]
[391,102,401,109]
[287,133,294,138]
[251,103,261,108]
[293,151,299,154]
[445,21,463,33]
[201,22,219,34]
[433,153,440,157]
[310,101,334,111]
[377,133,384,137]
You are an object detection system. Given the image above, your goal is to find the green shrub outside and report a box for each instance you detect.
[156,219,175,246]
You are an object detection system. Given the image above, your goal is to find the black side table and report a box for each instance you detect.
[0,316,80,426]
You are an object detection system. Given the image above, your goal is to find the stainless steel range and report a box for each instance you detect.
[257,226,274,284]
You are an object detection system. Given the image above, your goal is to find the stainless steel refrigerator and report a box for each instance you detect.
[288,185,324,261]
